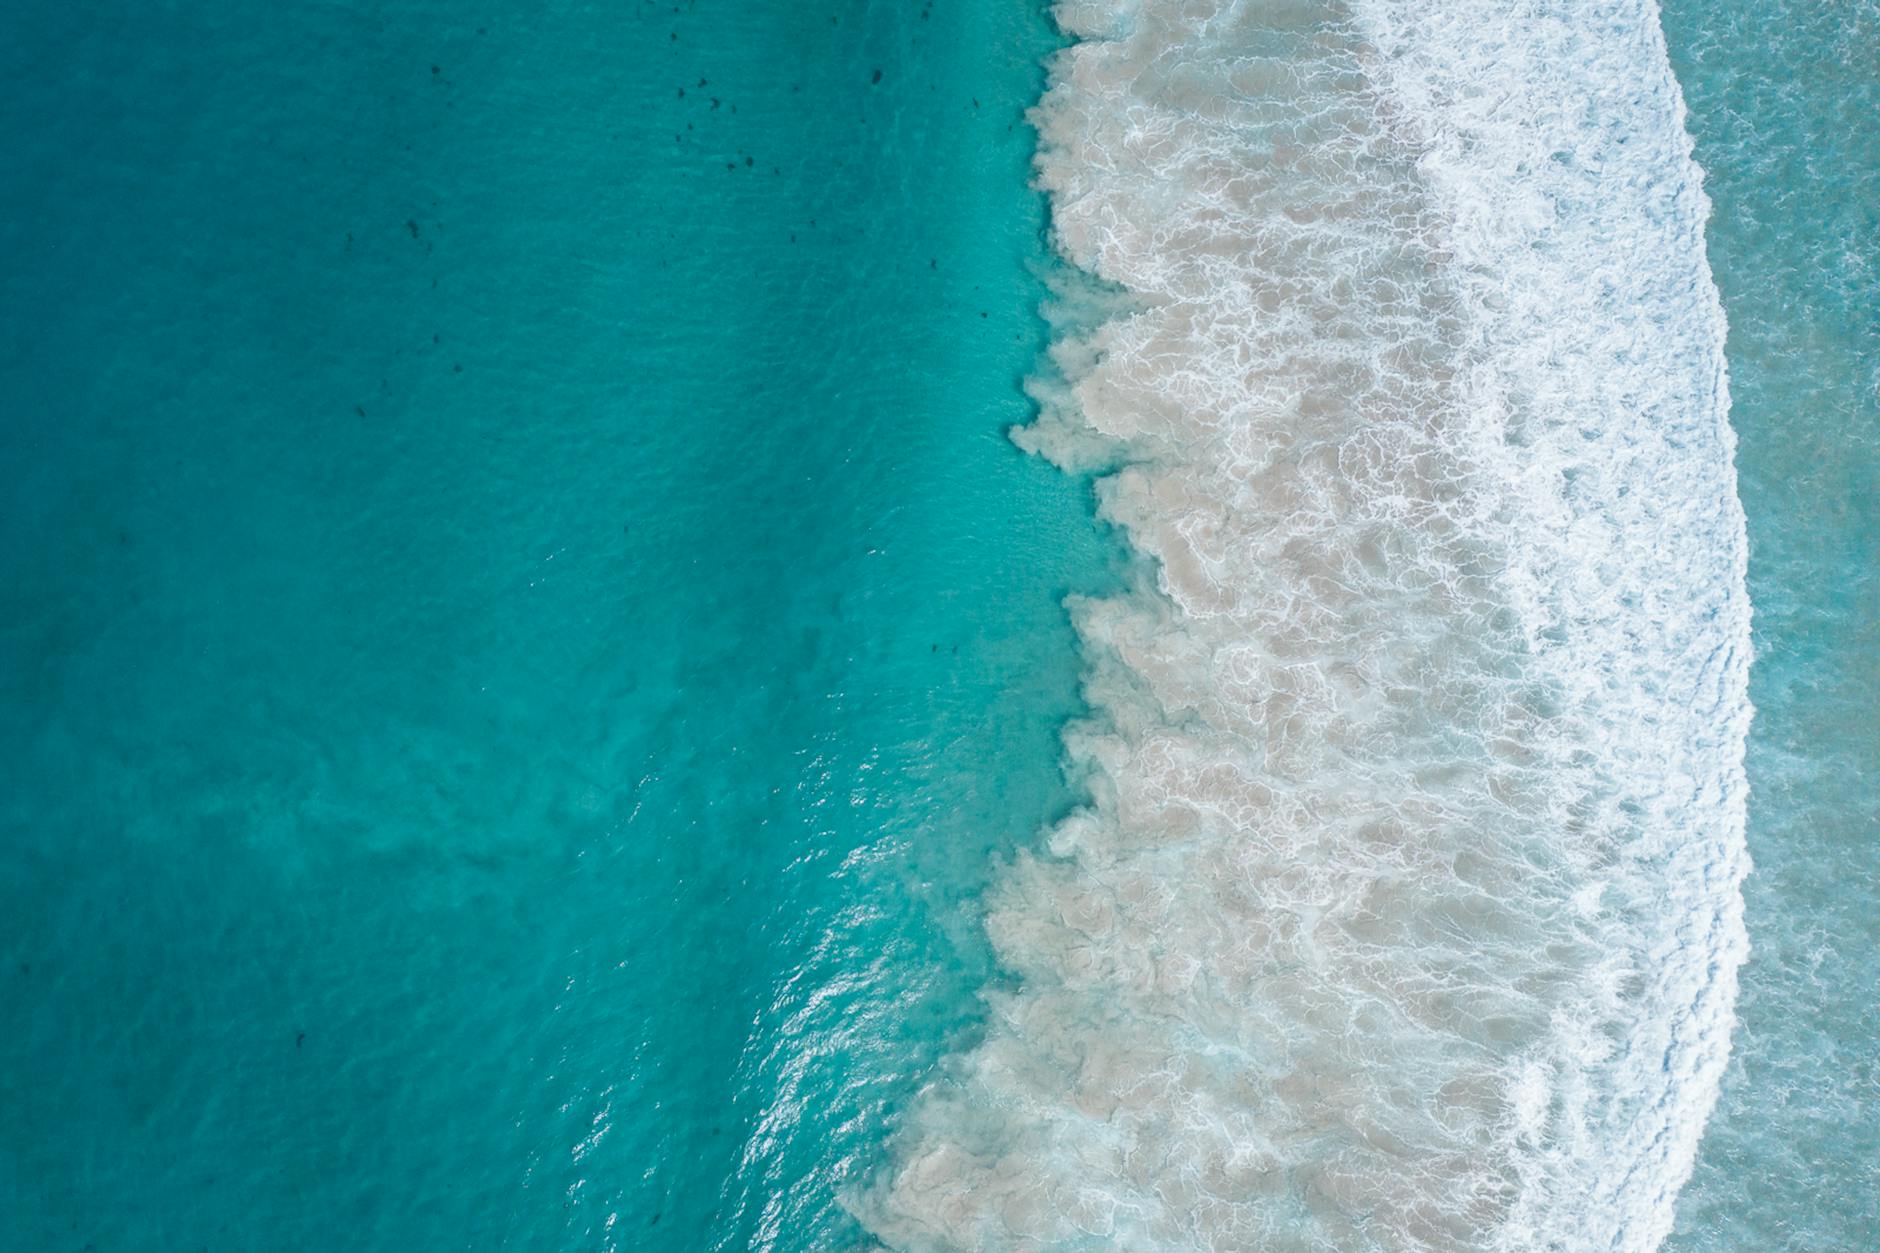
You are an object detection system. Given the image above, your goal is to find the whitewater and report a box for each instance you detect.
[858,0,1753,1248]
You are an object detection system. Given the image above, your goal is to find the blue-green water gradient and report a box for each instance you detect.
[0,1,1117,1248]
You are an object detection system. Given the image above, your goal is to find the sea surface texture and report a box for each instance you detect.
[0,1,1118,1249]
[2,0,1872,1250]
[862,0,1758,1248]
[1660,0,1880,1246]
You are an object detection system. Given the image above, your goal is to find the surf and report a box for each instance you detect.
[858,0,1753,1248]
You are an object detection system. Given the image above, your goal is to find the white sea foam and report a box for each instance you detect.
[859,0,1751,1247]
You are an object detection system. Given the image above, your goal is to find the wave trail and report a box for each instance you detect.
[860,0,1752,1248]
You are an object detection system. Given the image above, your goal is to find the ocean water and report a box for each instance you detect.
[4,1,1872,1251]
[0,1,1120,1249]
[1660,0,1880,1246]
[863,0,1757,1248]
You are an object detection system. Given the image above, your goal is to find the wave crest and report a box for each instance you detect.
[859,1,1751,1248]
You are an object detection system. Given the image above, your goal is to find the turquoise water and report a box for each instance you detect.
[1663,0,1880,1246]
[5,0,1874,1248]
[0,1,1119,1248]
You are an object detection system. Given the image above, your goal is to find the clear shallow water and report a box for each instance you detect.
[0,1,1120,1248]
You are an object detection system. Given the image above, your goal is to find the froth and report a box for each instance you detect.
[858,1,1751,1248]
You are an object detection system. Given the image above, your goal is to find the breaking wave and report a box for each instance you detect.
[860,0,1752,1247]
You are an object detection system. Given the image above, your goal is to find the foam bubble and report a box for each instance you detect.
[858,1,1751,1247]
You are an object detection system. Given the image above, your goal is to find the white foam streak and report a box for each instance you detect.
[860,0,1750,1247]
